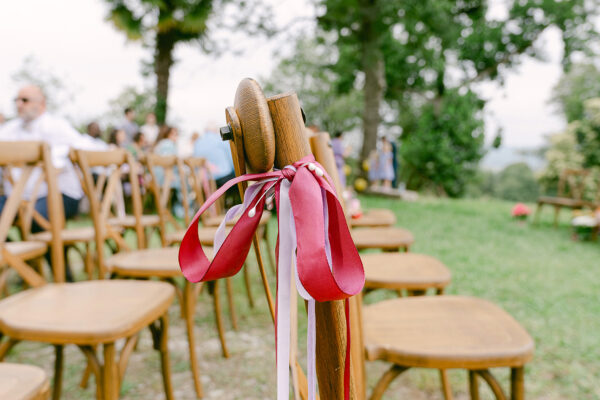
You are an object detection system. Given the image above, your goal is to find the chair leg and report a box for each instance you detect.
[469,370,479,400]
[369,365,409,400]
[262,227,276,274]
[103,343,119,400]
[225,277,238,331]
[84,242,95,279]
[511,367,524,400]
[52,345,64,400]
[184,281,203,398]
[440,369,453,400]
[553,206,560,227]
[157,314,175,400]
[477,369,507,400]
[534,203,542,224]
[243,262,255,308]
[210,281,229,358]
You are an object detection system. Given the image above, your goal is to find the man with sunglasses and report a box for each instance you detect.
[0,85,106,280]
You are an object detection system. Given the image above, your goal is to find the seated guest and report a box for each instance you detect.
[108,128,127,148]
[0,85,107,280]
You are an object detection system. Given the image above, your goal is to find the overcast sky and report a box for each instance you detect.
[0,0,568,149]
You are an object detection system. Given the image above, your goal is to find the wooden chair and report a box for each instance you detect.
[535,168,592,227]
[0,362,50,399]
[4,164,97,281]
[310,131,533,399]
[71,148,232,398]
[103,160,162,250]
[0,141,175,400]
[350,208,397,228]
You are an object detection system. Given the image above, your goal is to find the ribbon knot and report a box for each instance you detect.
[179,154,364,400]
[281,166,296,181]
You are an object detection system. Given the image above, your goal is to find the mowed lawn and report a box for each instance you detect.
[361,195,600,399]
[4,196,600,399]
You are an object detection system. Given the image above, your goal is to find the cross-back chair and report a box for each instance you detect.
[102,156,162,250]
[72,148,233,398]
[310,132,534,399]
[0,141,175,400]
[535,168,594,227]
[0,362,50,399]
[5,162,97,282]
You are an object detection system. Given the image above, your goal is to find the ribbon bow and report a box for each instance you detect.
[179,154,365,399]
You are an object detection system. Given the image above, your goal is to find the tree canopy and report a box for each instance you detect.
[308,0,599,195]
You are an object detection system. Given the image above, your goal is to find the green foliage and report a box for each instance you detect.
[494,163,539,202]
[400,89,485,197]
[551,63,600,123]
[105,85,156,128]
[262,36,363,134]
[312,0,599,193]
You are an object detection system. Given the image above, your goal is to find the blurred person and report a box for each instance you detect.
[331,130,348,188]
[193,124,235,187]
[0,85,107,280]
[140,112,159,145]
[119,107,138,144]
[378,137,395,189]
[128,131,147,160]
[108,128,127,148]
[154,125,178,156]
[0,112,5,126]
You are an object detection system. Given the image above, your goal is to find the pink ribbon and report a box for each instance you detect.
[179,155,365,399]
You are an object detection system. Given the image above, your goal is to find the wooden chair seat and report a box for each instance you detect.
[165,230,185,245]
[0,362,50,400]
[362,253,451,291]
[29,226,95,245]
[107,214,161,228]
[351,227,414,251]
[537,196,586,207]
[363,295,534,369]
[0,280,174,345]
[0,242,47,265]
[106,247,213,278]
[203,210,272,227]
[350,209,396,228]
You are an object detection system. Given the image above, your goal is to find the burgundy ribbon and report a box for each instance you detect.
[179,155,364,399]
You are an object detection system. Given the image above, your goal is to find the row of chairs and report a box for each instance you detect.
[308,132,534,400]
[0,142,269,399]
[0,137,534,399]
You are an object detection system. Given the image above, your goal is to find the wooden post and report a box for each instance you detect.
[266,92,357,399]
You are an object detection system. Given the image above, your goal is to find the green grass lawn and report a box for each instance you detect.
[4,196,600,399]
[360,195,600,399]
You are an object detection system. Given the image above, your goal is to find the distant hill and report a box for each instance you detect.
[480,146,546,172]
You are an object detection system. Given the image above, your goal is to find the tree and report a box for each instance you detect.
[262,36,363,134]
[104,85,156,127]
[104,0,272,124]
[400,88,485,196]
[316,0,598,193]
[551,63,600,123]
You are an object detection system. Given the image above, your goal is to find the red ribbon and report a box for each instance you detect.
[179,154,365,398]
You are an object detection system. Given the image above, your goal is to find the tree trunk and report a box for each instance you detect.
[359,1,385,170]
[155,31,175,125]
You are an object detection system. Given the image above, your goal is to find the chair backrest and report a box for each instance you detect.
[184,157,223,223]
[71,148,142,276]
[308,132,367,398]
[558,169,589,200]
[0,141,65,285]
[143,153,190,232]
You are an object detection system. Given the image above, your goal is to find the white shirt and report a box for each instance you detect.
[0,112,107,200]
[140,123,159,144]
